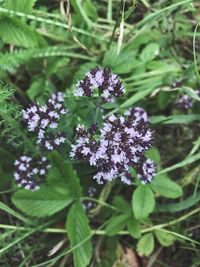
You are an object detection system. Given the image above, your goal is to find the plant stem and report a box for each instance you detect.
[1,206,199,235]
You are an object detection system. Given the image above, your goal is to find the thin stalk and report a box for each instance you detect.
[1,206,199,236]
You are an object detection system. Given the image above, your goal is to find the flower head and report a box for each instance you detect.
[124,107,149,123]
[75,67,125,102]
[14,156,51,191]
[176,94,193,109]
[22,92,67,150]
[137,158,156,184]
[70,111,154,184]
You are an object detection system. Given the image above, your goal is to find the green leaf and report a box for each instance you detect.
[145,147,161,163]
[155,192,200,213]
[0,201,29,223]
[105,214,129,236]
[127,217,141,239]
[83,0,97,21]
[140,43,159,62]
[150,175,183,199]
[103,45,135,74]
[118,87,155,110]
[48,151,82,198]
[101,102,119,110]
[158,91,170,109]
[137,233,154,257]
[0,17,40,48]
[181,86,200,101]
[151,114,200,124]
[132,185,155,220]
[4,0,37,13]
[66,201,92,267]
[12,186,73,217]
[155,230,175,247]
[112,196,130,212]
[27,78,46,100]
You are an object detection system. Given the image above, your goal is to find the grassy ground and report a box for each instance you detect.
[0,0,200,266]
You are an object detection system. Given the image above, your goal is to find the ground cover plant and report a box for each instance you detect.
[0,0,200,266]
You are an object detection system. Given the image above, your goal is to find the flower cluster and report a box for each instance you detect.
[176,94,193,109]
[176,90,200,110]
[22,92,67,150]
[14,156,51,191]
[82,187,97,210]
[70,110,155,184]
[137,158,156,183]
[14,92,67,191]
[74,67,125,102]
[124,107,148,123]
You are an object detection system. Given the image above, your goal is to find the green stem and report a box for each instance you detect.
[81,196,117,211]
[1,206,199,235]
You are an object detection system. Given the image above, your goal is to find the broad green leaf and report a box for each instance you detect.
[155,230,175,247]
[103,45,135,74]
[4,0,37,13]
[112,196,130,212]
[140,43,159,62]
[132,185,155,220]
[151,175,183,199]
[137,233,154,257]
[48,151,82,198]
[28,78,46,100]
[158,91,170,109]
[127,217,141,239]
[105,214,129,236]
[145,147,161,163]
[12,186,73,217]
[0,17,40,48]
[66,201,92,267]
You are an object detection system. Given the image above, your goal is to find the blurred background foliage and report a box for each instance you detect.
[0,0,200,266]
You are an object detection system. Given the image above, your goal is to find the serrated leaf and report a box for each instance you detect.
[132,185,155,220]
[105,214,129,236]
[4,0,37,13]
[27,78,45,100]
[127,217,141,239]
[0,17,42,48]
[155,230,175,247]
[66,201,92,267]
[137,233,154,257]
[103,45,135,74]
[48,151,82,198]
[150,175,183,199]
[12,186,73,217]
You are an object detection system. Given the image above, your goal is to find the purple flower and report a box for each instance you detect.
[137,159,156,184]
[70,112,154,184]
[124,107,149,123]
[14,156,51,191]
[196,89,200,97]
[176,94,193,109]
[74,67,125,102]
[22,92,67,150]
